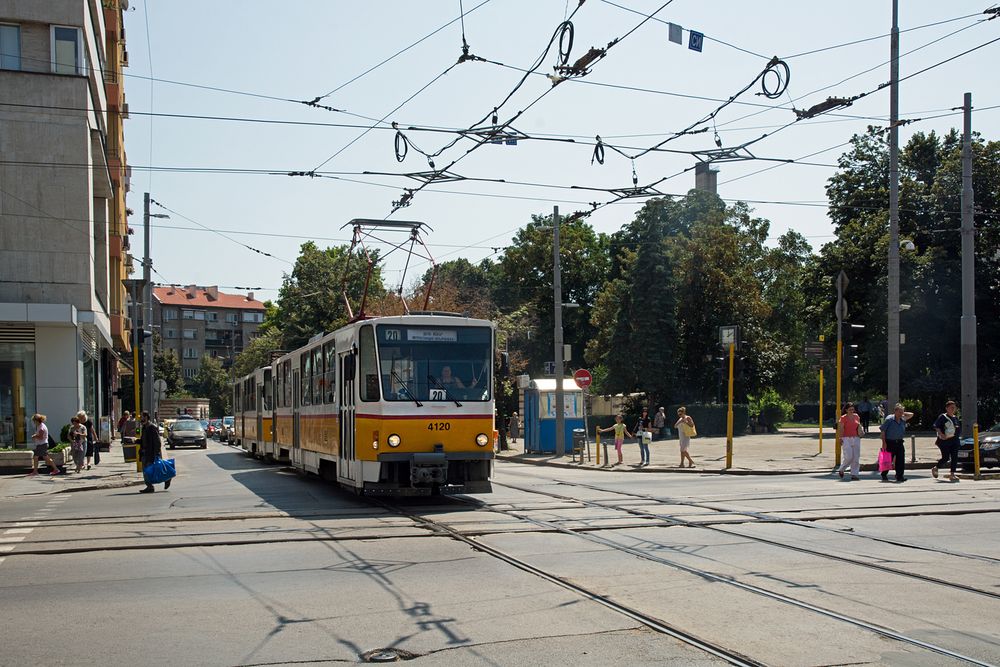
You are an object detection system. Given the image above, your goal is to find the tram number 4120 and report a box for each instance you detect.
[427,422,451,431]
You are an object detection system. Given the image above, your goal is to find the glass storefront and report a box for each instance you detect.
[0,342,36,448]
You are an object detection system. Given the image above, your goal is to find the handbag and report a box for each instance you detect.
[877,448,893,472]
[143,458,177,484]
[682,421,697,438]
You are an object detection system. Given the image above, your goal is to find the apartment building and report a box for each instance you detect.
[0,0,131,446]
[153,286,266,380]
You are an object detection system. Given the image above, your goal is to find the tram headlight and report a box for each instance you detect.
[476,433,490,447]
[388,434,402,448]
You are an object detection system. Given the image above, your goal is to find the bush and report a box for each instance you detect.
[750,389,793,431]
[60,423,72,444]
[48,443,68,453]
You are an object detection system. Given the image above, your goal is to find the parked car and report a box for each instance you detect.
[219,416,235,442]
[166,419,208,449]
[959,423,1000,470]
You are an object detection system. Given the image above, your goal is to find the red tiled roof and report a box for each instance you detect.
[153,286,265,310]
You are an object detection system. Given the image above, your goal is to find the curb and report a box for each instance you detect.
[496,455,939,476]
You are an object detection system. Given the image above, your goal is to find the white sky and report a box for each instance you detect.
[122,1,1000,299]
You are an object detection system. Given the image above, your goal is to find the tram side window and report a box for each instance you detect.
[312,348,323,404]
[283,360,292,408]
[324,342,336,404]
[359,325,379,402]
[263,370,273,411]
[234,384,240,413]
[301,354,312,406]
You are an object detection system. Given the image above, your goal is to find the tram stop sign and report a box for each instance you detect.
[573,368,593,389]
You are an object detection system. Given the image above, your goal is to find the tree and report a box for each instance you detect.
[189,356,231,417]
[232,328,284,379]
[153,340,185,397]
[272,242,386,351]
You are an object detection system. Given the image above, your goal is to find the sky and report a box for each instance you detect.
[121,1,1000,301]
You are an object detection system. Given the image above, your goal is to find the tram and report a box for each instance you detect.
[237,312,495,495]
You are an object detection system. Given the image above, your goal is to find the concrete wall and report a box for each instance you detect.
[34,324,80,432]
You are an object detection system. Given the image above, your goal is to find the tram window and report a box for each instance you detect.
[323,342,336,404]
[263,370,273,411]
[312,347,323,404]
[359,325,379,402]
[283,360,292,407]
[301,354,311,406]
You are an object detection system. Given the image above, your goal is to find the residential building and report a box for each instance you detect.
[152,286,266,381]
[0,0,131,446]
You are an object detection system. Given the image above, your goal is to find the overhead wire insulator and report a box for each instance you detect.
[592,136,605,165]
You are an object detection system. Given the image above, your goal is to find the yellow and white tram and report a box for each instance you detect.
[237,313,495,494]
[233,366,279,461]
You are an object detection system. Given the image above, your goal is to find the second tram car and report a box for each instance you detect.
[236,313,494,494]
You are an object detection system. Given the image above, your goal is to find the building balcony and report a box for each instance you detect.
[111,313,131,352]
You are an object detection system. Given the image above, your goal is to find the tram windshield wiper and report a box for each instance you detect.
[428,374,462,407]
[391,369,422,407]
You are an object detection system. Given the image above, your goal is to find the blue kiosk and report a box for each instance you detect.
[523,378,585,453]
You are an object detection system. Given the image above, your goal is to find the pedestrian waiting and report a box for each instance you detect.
[653,406,666,441]
[879,403,913,483]
[635,407,652,466]
[932,400,961,482]
[837,403,862,480]
[27,414,59,477]
[69,416,87,474]
[675,407,696,468]
[599,414,632,466]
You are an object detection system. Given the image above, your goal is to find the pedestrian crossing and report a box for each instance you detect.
[0,493,68,567]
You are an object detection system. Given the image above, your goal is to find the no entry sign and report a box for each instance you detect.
[573,368,593,389]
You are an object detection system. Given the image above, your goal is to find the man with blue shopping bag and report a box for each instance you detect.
[139,411,175,494]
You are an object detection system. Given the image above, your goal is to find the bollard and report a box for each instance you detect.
[973,423,981,481]
[595,427,600,466]
[910,435,916,464]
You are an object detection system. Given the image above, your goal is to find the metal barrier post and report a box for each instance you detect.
[973,423,981,480]
[595,427,601,466]
[910,435,916,463]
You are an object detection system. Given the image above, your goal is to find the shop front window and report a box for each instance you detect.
[0,342,37,447]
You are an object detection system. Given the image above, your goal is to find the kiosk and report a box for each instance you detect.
[523,378,585,453]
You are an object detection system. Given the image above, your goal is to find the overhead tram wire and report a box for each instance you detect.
[148,199,292,265]
[308,0,494,104]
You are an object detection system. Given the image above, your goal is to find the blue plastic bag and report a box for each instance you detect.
[143,458,176,484]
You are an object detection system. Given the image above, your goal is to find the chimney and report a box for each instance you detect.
[246,291,254,302]
[205,286,219,301]
[695,162,718,194]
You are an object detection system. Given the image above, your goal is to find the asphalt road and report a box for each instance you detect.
[1,441,998,666]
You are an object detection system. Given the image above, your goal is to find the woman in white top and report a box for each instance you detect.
[28,413,59,477]
[674,407,696,468]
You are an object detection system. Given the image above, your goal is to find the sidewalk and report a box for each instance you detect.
[498,427,948,475]
[0,441,144,498]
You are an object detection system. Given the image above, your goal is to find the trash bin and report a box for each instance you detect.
[572,428,586,453]
[121,437,139,463]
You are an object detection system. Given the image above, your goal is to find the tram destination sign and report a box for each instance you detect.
[406,329,457,343]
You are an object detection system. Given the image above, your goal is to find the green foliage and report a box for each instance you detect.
[273,242,385,351]
[749,389,794,429]
[59,423,72,443]
[232,328,283,380]
[189,356,231,417]
[48,443,68,453]
[154,343,185,397]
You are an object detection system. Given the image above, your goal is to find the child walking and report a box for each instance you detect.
[600,414,632,466]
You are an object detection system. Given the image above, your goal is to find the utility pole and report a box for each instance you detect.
[887,0,901,407]
[960,92,977,436]
[836,270,848,467]
[131,279,140,417]
[553,206,565,457]
[143,193,154,415]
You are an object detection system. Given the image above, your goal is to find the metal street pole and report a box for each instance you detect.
[131,280,140,416]
[887,0,901,407]
[818,368,824,454]
[553,206,566,457]
[960,92,977,436]
[835,271,848,467]
[143,193,154,416]
[725,342,734,469]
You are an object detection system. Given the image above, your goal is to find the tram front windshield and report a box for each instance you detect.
[377,325,491,402]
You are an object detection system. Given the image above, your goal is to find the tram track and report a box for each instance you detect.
[487,480,1000,602]
[381,494,994,666]
[503,471,1000,565]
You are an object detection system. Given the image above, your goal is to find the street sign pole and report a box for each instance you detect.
[835,271,848,468]
[818,368,824,454]
[726,342,735,469]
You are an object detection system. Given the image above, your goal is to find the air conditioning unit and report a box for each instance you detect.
[121,102,129,119]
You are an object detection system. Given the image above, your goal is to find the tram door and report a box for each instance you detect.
[338,351,356,483]
[256,381,264,453]
[292,369,300,448]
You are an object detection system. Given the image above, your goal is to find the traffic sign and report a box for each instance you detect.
[573,368,592,389]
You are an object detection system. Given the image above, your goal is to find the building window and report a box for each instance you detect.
[194,311,205,321]
[182,310,194,320]
[184,368,196,378]
[207,312,218,322]
[225,313,238,324]
[0,24,21,71]
[164,309,178,321]
[242,312,263,323]
[51,26,84,75]
[165,328,176,339]
[182,329,196,340]
[183,347,199,359]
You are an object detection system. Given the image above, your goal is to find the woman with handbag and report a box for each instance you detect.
[837,403,862,480]
[675,407,696,468]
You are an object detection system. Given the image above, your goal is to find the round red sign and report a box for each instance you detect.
[573,368,592,389]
